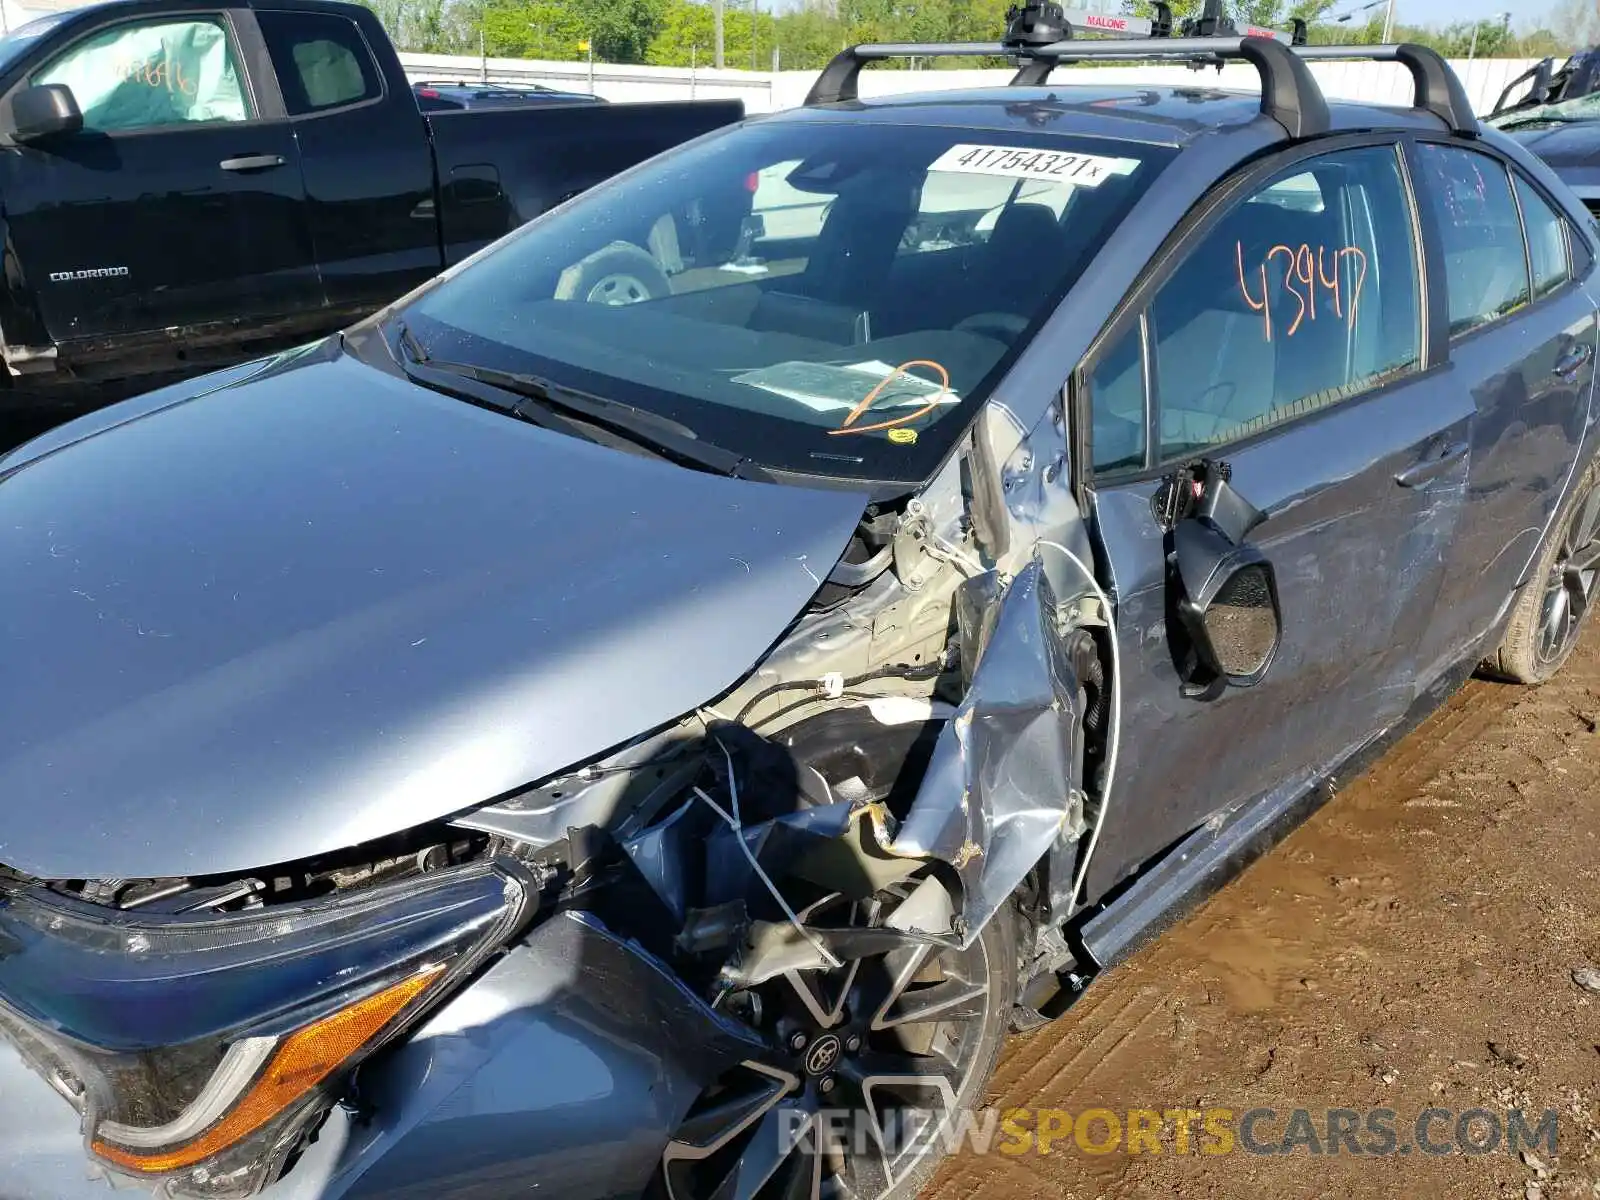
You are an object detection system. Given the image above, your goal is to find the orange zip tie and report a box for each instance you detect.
[828,359,951,437]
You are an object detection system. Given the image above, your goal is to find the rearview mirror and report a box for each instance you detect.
[1171,518,1282,691]
[11,84,82,145]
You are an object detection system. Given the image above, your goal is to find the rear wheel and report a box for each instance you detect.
[658,879,1015,1200]
[1485,456,1600,684]
[555,242,670,307]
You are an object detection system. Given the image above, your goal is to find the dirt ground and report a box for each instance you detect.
[929,639,1600,1198]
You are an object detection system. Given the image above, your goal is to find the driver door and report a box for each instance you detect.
[0,11,320,346]
[1078,142,1476,902]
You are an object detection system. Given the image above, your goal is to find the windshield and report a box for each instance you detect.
[1491,90,1600,129]
[399,118,1173,483]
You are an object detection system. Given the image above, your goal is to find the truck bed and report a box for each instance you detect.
[427,100,747,265]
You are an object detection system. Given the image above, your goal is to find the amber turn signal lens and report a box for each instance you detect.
[92,963,445,1174]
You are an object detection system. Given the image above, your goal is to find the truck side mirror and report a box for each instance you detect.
[11,84,82,145]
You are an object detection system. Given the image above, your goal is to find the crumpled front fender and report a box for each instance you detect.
[888,559,1088,944]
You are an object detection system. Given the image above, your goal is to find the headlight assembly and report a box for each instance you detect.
[0,858,536,1197]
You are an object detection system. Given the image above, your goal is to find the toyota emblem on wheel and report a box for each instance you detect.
[803,1034,842,1076]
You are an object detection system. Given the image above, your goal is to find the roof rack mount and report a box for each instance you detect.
[803,1,1478,142]
[805,34,1328,137]
[1292,44,1476,134]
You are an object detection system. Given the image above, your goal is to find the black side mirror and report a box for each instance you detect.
[11,84,82,145]
[1160,462,1282,695]
[1172,519,1282,689]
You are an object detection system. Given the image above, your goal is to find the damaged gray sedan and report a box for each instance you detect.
[1,18,1599,1200]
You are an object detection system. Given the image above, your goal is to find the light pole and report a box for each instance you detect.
[1469,11,1512,60]
[713,0,724,69]
[1333,0,1387,42]
[1380,0,1396,43]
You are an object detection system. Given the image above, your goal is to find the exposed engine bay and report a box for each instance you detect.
[0,410,1124,1200]
[20,421,1112,1031]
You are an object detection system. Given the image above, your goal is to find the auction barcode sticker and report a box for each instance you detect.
[929,144,1140,186]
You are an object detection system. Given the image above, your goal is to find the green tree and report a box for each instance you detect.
[1542,0,1600,50]
[1519,28,1565,56]
[589,0,669,62]
[483,1,581,58]
[476,0,664,62]
[833,0,1009,66]
[774,1,850,69]
[356,0,453,51]
[647,0,781,68]
[1128,0,1334,32]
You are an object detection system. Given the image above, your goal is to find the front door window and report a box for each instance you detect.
[33,18,250,132]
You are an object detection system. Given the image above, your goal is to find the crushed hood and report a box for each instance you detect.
[0,346,866,880]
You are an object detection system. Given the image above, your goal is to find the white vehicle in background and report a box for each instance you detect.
[750,162,1079,254]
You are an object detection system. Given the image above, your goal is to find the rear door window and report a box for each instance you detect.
[1413,144,1532,336]
[1514,174,1571,298]
[255,10,382,116]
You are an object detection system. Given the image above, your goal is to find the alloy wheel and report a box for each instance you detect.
[660,879,996,1200]
[1537,480,1600,665]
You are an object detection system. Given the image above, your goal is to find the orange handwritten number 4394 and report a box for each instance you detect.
[1236,240,1367,343]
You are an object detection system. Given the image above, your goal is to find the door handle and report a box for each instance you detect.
[1394,439,1468,488]
[1554,341,1595,379]
[219,154,285,173]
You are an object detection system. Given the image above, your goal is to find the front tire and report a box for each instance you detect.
[1484,455,1600,684]
[658,882,1016,1200]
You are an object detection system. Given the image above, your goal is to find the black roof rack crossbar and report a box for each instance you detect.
[1043,37,1329,138]
[807,36,1329,138]
[805,43,1010,106]
[1292,43,1478,135]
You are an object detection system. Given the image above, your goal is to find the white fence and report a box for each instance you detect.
[398,50,1542,117]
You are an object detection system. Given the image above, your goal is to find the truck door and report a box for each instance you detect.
[0,10,321,349]
[252,7,439,315]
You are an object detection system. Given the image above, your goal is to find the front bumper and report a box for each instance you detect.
[0,911,762,1200]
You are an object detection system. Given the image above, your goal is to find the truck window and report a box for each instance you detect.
[255,10,382,116]
[32,18,250,132]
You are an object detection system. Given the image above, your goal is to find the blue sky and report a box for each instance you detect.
[1387,0,1547,28]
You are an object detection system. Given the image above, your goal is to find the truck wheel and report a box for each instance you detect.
[1484,454,1600,684]
[556,242,670,306]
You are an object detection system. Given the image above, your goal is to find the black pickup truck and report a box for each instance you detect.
[0,0,742,393]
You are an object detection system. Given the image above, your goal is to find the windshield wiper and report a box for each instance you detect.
[391,321,747,477]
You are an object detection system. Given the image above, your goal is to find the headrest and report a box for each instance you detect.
[986,202,1066,261]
